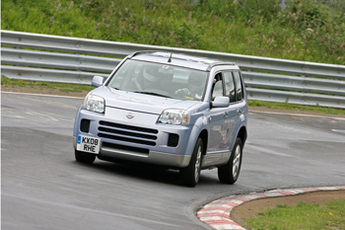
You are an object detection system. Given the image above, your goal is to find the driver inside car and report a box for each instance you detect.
[141,64,161,89]
[175,71,205,100]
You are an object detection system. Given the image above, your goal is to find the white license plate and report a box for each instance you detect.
[77,135,100,154]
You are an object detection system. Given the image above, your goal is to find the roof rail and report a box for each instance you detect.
[128,51,236,70]
[128,50,157,58]
[206,61,236,71]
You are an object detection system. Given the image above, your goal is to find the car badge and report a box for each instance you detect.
[126,112,134,119]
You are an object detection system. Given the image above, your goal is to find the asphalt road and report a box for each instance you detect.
[2,92,345,230]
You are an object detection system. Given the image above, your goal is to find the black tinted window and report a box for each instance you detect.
[233,72,243,101]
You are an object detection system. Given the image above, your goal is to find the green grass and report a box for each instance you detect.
[245,200,345,230]
[1,76,94,93]
[1,0,345,65]
[248,100,345,116]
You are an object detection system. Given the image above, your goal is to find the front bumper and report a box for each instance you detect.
[73,136,191,167]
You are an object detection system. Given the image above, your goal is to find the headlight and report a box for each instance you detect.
[158,109,189,125]
[82,94,105,114]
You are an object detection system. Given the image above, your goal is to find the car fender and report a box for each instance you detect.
[224,110,248,163]
[73,105,82,137]
[183,115,208,158]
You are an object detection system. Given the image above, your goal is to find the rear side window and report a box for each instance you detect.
[233,72,243,101]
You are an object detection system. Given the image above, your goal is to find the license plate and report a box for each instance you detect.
[77,135,100,154]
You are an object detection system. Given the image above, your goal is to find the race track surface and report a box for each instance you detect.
[2,92,345,230]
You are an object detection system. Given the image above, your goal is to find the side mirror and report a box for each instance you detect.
[212,96,230,108]
[92,76,104,87]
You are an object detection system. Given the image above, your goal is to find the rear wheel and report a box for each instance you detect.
[75,150,96,164]
[218,138,243,184]
[180,138,203,187]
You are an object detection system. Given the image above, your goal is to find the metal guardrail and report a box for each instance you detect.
[1,30,345,109]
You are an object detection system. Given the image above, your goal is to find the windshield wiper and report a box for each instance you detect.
[134,91,171,98]
[109,86,120,90]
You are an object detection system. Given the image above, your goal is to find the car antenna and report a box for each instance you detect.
[167,51,173,63]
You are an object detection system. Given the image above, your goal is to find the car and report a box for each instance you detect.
[73,51,248,187]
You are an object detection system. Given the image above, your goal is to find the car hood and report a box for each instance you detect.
[90,86,201,114]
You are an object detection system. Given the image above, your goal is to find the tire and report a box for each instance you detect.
[75,149,96,164]
[218,137,243,184]
[180,138,203,187]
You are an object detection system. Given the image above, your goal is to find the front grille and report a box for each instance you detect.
[98,133,156,146]
[98,120,159,147]
[99,121,158,134]
[167,134,179,147]
[99,127,157,140]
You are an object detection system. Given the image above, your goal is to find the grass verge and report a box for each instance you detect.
[1,76,94,92]
[1,76,344,117]
[248,100,345,117]
[245,200,345,230]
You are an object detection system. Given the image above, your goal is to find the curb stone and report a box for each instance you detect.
[197,186,345,230]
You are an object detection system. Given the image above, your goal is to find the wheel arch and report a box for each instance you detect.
[237,126,247,146]
[198,129,208,155]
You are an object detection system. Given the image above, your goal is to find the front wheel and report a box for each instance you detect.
[218,137,243,184]
[180,138,203,187]
[75,150,96,164]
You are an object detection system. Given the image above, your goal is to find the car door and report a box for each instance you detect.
[206,72,232,165]
[223,71,241,153]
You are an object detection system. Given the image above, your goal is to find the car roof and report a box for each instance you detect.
[128,51,238,71]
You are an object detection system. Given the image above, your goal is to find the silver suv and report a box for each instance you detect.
[73,51,248,187]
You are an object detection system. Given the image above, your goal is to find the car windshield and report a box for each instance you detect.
[106,59,208,101]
